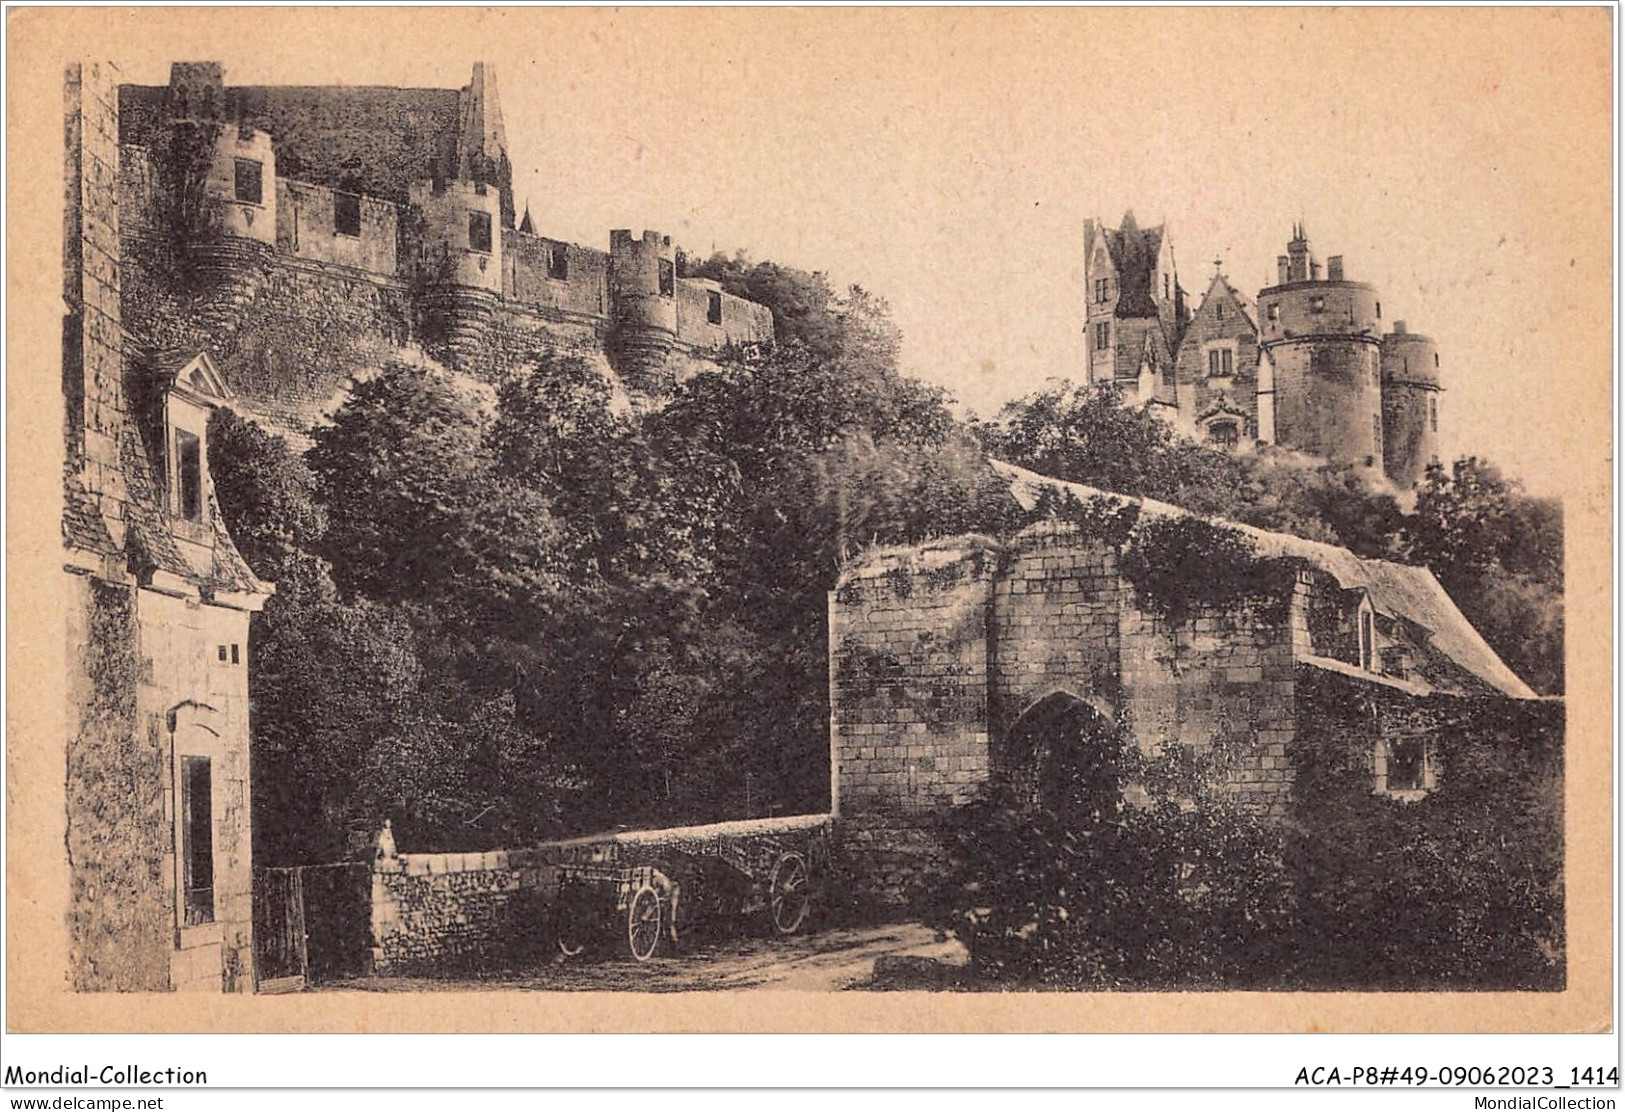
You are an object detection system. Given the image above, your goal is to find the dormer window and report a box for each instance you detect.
[158,352,232,531]
[176,430,203,521]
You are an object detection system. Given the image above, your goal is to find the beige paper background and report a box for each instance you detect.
[5,6,1613,1034]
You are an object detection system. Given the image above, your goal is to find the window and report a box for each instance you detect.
[468,211,493,253]
[707,290,723,324]
[181,756,214,926]
[1386,738,1425,792]
[1163,274,1171,300]
[1308,295,1325,313]
[233,159,262,205]
[1376,301,1382,319]
[547,243,569,281]
[231,643,240,665]
[1094,277,1111,303]
[1359,607,1375,671]
[1216,302,1225,321]
[1430,395,1438,432]
[1372,414,1382,455]
[217,645,227,663]
[658,259,675,297]
[1207,420,1239,449]
[1094,321,1111,353]
[1434,352,1439,368]
[1207,348,1233,377]
[176,429,203,522]
[1266,303,1279,322]
[334,191,362,237]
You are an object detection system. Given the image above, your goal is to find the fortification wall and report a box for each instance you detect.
[1267,341,1384,464]
[503,229,609,319]
[828,540,998,903]
[674,280,775,351]
[276,178,399,275]
[989,524,1124,742]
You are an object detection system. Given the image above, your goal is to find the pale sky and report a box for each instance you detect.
[87,8,1612,497]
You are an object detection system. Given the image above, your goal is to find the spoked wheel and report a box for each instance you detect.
[768,853,811,935]
[626,883,665,962]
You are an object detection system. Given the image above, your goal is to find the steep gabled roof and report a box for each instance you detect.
[989,459,1538,700]
[1194,273,1258,335]
[1106,213,1166,319]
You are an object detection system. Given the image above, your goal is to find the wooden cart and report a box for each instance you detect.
[538,813,833,962]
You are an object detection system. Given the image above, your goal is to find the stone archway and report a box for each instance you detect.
[1000,692,1123,819]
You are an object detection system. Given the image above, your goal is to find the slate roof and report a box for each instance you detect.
[990,459,1538,700]
[1106,214,1165,319]
[62,467,116,556]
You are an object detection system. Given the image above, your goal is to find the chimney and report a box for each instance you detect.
[1327,255,1344,281]
[1392,320,1408,335]
[1277,255,1290,285]
[1310,260,1322,281]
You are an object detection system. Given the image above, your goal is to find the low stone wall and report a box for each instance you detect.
[370,834,559,975]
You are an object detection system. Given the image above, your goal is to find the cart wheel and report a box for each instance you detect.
[626,883,665,962]
[768,853,811,935]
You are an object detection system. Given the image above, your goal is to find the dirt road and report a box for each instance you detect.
[327,921,968,993]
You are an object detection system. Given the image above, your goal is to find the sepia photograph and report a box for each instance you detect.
[5,5,1613,1058]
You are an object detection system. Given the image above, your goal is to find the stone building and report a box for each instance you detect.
[1083,217,1444,487]
[62,62,273,991]
[828,462,1549,902]
[112,61,774,438]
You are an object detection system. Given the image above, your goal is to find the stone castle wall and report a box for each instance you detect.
[828,521,1313,903]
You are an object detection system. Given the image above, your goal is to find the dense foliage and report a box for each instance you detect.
[211,239,1564,995]
[919,716,1296,989]
[920,685,1563,990]
[216,261,1016,863]
[983,381,1563,693]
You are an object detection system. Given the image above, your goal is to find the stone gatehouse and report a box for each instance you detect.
[828,462,1549,902]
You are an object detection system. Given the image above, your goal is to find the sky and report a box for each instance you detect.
[79,7,1613,497]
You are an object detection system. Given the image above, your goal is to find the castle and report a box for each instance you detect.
[112,61,773,437]
[57,59,775,993]
[1084,215,1443,488]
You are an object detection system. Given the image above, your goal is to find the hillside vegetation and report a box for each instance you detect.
[212,255,1562,867]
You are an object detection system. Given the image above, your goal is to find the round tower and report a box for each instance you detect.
[409,179,504,370]
[1255,228,1384,466]
[608,229,679,392]
[1379,322,1442,488]
[162,64,277,310]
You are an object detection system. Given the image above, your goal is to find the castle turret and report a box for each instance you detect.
[153,64,278,324]
[608,229,679,391]
[410,178,503,368]
[1256,228,1385,466]
[1380,321,1442,487]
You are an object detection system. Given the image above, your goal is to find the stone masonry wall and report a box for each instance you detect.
[371,845,558,974]
[1118,596,1298,819]
[829,539,998,903]
[990,524,1124,746]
